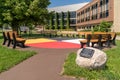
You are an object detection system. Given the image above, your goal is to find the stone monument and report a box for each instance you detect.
[76,47,107,69]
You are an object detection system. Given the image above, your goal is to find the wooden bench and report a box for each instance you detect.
[12,32,26,49]
[91,34,111,48]
[80,34,91,48]
[78,32,92,38]
[80,33,111,49]
[108,32,116,46]
[6,31,18,47]
[2,32,8,45]
[5,31,26,48]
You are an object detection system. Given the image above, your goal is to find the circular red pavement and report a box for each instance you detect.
[26,42,81,49]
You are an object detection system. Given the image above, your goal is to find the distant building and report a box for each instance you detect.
[76,0,120,32]
[48,2,89,30]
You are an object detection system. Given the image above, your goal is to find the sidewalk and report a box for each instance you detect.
[0,47,79,80]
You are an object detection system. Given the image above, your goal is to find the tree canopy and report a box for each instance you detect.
[0,0,50,30]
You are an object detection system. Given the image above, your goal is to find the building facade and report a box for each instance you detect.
[48,2,88,30]
[49,11,77,30]
[113,0,120,32]
[76,0,120,32]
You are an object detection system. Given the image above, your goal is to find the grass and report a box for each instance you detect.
[63,41,120,80]
[0,45,36,73]
[0,33,36,73]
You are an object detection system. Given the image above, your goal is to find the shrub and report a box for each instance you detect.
[93,21,112,32]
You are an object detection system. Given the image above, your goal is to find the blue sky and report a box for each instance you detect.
[49,0,91,8]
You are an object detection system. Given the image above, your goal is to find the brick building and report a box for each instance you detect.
[76,0,120,32]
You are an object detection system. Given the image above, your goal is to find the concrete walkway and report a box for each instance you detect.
[0,47,79,80]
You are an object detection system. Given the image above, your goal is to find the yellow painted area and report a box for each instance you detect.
[25,38,56,44]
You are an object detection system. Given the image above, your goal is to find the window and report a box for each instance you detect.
[100,0,109,18]
[77,13,80,16]
[106,0,109,10]
[92,14,98,20]
[106,0,109,3]
[70,19,76,24]
[81,19,84,22]
[77,12,80,23]
[77,20,80,23]
[85,7,90,21]
[63,12,67,18]
[106,10,109,17]
[70,11,76,18]
[91,3,98,20]
[80,10,84,22]
[100,0,102,6]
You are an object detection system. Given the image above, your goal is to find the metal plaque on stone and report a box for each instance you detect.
[80,48,95,58]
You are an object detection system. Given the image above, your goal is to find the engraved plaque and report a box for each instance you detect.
[80,48,94,58]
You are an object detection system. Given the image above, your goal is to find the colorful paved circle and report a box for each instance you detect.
[26,42,80,49]
[25,38,84,49]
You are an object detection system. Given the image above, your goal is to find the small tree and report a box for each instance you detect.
[60,12,64,31]
[66,11,70,30]
[93,25,100,32]
[93,21,112,32]
[49,15,53,30]
[99,21,112,32]
[46,11,54,30]
[55,12,58,30]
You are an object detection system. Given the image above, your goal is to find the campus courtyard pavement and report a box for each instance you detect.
[0,47,79,80]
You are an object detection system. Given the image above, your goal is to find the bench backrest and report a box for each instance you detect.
[6,31,18,40]
[108,32,116,40]
[12,32,17,42]
[86,33,111,42]
[85,34,92,46]
[3,32,8,40]
[91,34,102,42]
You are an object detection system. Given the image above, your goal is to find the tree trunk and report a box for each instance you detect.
[11,23,19,34]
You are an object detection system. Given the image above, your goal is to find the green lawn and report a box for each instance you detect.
[0,36,36,73]
[63,41,120,80]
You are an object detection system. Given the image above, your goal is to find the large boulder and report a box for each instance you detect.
[76,47,107,69]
